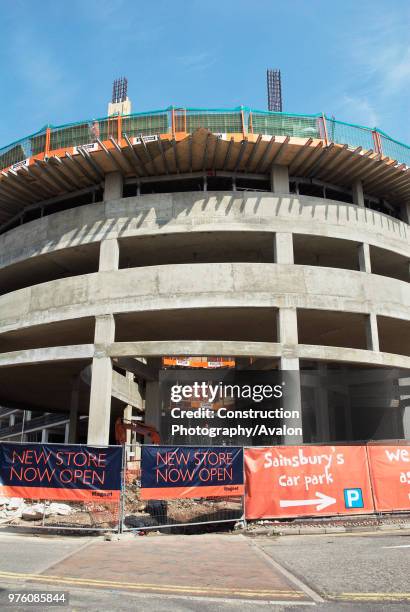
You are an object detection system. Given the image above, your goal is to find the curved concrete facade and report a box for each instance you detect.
[0,172,409,444]
[1,192,409,270]
[1,264,410,334]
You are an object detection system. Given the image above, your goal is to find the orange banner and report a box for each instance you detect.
[245,445,374,519]
[140,484,244,500]
[367,443,410,512]
[0,485,120,502]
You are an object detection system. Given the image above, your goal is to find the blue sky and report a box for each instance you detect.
[0,0,409,147]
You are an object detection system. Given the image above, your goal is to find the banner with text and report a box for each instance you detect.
[367,443,410,512]
[141,446,244,499]
[0,443,123,502]
[245,445,374,519]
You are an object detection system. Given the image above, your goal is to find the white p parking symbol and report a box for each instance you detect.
[344,488,364,509]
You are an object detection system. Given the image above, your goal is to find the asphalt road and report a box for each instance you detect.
[0,529,408,611]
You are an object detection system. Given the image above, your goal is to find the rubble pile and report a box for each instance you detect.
[0,497,75,524]
[123,477,241,528]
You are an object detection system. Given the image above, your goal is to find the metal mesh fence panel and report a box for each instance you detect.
[1,108,409,171]
[0,442,123,533]
[0,142,27,169]
[50,122,95,149]
[122,112,169,137]
[379,134,410,167]
[326,119,374,151]
[251,112,320,138]
[186,110,243,134]
[0,497,120,532]
[98,117,119,141]
[30,132,47,156]
[0,132,46,169]
[121,450,244,531]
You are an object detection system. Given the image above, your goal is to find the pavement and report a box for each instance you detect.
[0,529,409,610]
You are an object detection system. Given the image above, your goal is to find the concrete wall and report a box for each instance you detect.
[0,192,409,271]
[0,191,409,444]
[0,264,409,336]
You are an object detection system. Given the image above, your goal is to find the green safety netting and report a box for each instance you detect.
[378,134,410,167]
[185,110,242,134]
[325,118,374,151]
[122,112,169,137]
[0,132,46,169]
[0,107,408,170]
[251,112,320,139]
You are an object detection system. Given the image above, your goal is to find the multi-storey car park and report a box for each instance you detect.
[0,106,409,446]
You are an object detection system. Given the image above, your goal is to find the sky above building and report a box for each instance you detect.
[0,0,409,147]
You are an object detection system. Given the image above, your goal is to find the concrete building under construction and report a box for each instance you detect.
[0,98,409,446]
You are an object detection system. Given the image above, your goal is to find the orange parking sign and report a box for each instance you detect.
[367,443,410,512]
[245,445,374,519]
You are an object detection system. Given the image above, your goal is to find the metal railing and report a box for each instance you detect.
[1,107,409,173]
[0,413,68,440]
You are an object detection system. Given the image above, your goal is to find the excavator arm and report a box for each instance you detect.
[115,417,160,445]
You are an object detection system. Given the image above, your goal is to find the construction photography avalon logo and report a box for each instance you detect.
[0,0,409,610]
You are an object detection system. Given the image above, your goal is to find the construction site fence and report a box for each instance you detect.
[120,447,244,533]
[0,440,122,533]
[1,107,409,172]
[1,441,409,534]
[0,498,121,533]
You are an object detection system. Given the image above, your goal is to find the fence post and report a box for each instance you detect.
[241,108,247,139]
[171,107,176,138]
[321,113,329,145]
[372,130,382,155]
[248,111,253,135]
[364,442,378,518]
[118,444,126,534]
[45,127,51,157]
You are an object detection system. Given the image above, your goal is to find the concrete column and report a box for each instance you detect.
[352,180,365,207]
[277,307,298,349]
[123,371,135,451]
[99,239,119,272]
[402,406,410,440]
[277,307,303,443]
[9,414,15,427]
[366,313,380,352]
[270,165,290,193]
[68,377,79,444]
[399,376,410,439]
[64,423,69,444]
[87,314,115,445]
[104,171,123,201]
[94,313,115,344]
[358,243,371,273]
[123,405,133,445]
[41,429,48,443]
[274,232,294,264]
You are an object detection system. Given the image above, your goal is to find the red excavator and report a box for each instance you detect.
[115,417,160,445]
